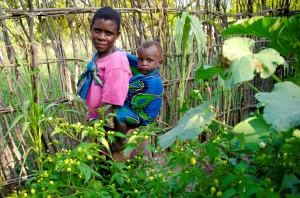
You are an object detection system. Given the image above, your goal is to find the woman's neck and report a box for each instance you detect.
[97,46,117,59]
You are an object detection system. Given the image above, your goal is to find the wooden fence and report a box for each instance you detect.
[0,0,297,196]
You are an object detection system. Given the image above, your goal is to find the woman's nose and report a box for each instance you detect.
[97,32,105,39]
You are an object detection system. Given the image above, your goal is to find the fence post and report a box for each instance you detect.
[28,0,39,103]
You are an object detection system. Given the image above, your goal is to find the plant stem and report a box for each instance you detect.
[244,81,261,93]
[212,119,233,129]
[271,74,282,83]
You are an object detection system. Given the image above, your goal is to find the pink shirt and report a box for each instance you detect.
[85,51,132,120]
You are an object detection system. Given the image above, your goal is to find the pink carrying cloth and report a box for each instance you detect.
[86,51,132,121]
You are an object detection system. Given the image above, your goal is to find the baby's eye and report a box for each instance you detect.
[147,59,152,63]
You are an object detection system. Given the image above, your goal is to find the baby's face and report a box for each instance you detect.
[137,45,162,74]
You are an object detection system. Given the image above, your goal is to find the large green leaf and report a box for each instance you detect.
[175,12,207,63]
[195,65,223,81]
[175,12,188,54]
[189,15,207,61]
[255,82,300,132]
[221,15,300,80]
[223,37,285,87]
[158,97,217,148]
[221,16,300,58]
[232,115,275,143]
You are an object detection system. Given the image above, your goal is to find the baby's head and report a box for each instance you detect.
[90,6,121,32]
[137,41,163,75]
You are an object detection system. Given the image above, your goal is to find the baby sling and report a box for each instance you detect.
[76,50,139,100]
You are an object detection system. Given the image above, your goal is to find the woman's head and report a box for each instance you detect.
[90,7,121,57]
[91,6,121,32]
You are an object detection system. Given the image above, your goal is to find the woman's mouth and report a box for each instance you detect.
[95,42,106,48]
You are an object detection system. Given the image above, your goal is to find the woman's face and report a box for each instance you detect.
[91,18,120,57]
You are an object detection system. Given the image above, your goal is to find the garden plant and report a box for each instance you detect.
[5,13,300,198]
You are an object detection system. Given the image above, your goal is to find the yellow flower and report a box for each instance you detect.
[216,191,222,197]
[210,186,216,193]
[64,159,70,164]
[214,179,219,186]
[190,157,197,165]
[87,155,93,160]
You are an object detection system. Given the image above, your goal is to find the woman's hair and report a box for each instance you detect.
[90,6,121,32]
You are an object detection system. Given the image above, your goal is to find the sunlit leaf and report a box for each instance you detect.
[189,15,207,61]
[232,115,275,143]
[293,129,300,139]
[255,82,300,131]
[222,16,300,58]
[81,130,89,140]
[98,137,110,151]
[221,15,300,80]
[158,97,217,148]
[223,37,285,87]
[175,12,188,54]
[51,126,63,136]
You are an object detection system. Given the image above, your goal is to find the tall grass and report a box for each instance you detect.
[1,45,88,175]
[172,12,207,112]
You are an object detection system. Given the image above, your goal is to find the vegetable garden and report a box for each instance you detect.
[0,0,300,197]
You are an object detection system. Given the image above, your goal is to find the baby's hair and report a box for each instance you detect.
[140,41,163,59]
[90,6,121,32]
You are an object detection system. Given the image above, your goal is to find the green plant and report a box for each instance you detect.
[173,12,207,109]
[221,15,300,85]
[6,14,300,198]
[6,113,166,197]
[158,13,300,197]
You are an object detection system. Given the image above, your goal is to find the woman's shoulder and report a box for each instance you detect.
[106,51,131,72]
[111,50,127,58]
[96,51,128,66]
[108,50,128,63]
